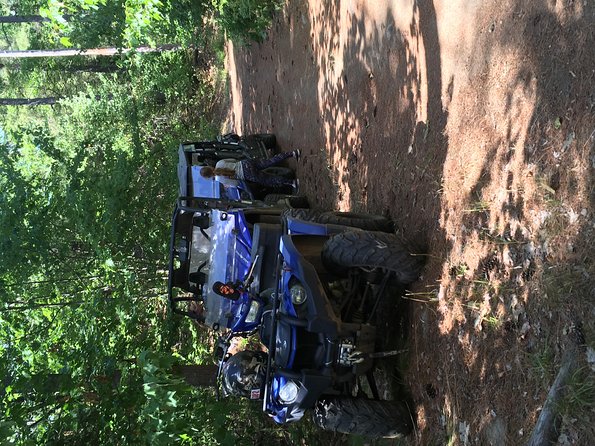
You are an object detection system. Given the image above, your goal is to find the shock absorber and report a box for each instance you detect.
[351,281,371,323]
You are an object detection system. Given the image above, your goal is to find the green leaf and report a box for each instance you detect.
[166,390,178,407]
[59,36,73,47]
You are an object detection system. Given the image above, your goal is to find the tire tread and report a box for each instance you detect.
[284,209,394,232]
[313,397,413,438]
[321,231,424,284]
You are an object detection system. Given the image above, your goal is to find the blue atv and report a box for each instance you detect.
[215,208,424,439]
[170,137,422,438]
[169,133,306,334]
[167,196,289,334]
[177,133,299,203]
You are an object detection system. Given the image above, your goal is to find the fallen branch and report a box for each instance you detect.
[526,345,579,446]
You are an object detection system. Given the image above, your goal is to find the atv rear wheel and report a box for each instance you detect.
[262,166,294,179]
[255,133,276,149]
[264,194,309,208]
[321,231,424,284]
[245,133,276,149]
[313,397,413,438]
[284,209,394,232]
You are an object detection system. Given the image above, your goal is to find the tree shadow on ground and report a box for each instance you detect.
[229,0,594,444]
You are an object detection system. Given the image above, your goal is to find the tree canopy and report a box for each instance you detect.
[0,0,289,444]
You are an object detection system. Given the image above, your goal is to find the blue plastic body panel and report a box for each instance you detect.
[203,209,253,329]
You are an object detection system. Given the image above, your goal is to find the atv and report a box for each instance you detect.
[214,208,424,438]
[178,133,296,203]
[171,134,422,438]
[167,195,310,333]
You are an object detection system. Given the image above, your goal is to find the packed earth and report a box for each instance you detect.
[224,0,594,444]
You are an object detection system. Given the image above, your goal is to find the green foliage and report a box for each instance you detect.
[39,0,207,48]
[0,0,290,444]
[139,351,222,445]
[0,43,223,445]
[0,0,283,53]
[213,0,283,43]
[34,0,281,48]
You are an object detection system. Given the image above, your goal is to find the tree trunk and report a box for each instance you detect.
[48,365,218,388]
[0,300,84,311]
[171,364,218,387]
[1,94,115,106]
[0,45,181,59]
[526,346,579,446]
[0,97,59,106]
[0,15,49,23]
[65,64,120,73]
[0,15,73,23]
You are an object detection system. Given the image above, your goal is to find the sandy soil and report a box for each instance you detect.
[225,1,595,444]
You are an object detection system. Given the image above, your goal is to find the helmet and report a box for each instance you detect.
[221,350,267,399]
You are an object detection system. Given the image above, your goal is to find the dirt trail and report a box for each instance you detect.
[226,1,595,444]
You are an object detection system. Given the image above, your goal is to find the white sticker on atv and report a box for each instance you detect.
[250,389,261,399]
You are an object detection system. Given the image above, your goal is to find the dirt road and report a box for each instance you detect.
[226,1,595,444]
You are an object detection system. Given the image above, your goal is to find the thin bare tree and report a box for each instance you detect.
[0,45,181,59]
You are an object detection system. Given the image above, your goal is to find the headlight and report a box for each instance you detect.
[245,300,261,323]
[289,283,307,305]
[278,380,300,404]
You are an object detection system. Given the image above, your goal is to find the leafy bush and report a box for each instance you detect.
[0,0,284,443]
[213,0,282,43]
[0,45,225,445]
[38,0,281,48]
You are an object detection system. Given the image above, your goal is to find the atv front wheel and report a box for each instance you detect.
[313,397,413,438]
[284,209,394,232]
[321,231,424,284]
